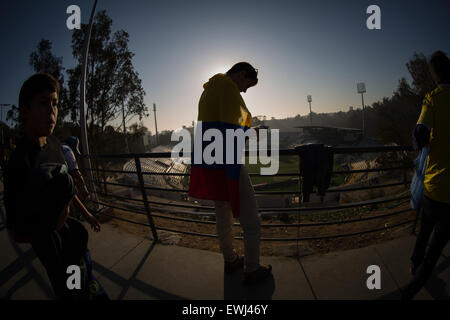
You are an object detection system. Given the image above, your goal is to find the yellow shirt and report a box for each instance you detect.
[417,85,450,203]
[198,73,252,128]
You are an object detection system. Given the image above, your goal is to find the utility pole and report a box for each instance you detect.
[153,103,159,145]
[357,83,366,138]
[307,95,312,124]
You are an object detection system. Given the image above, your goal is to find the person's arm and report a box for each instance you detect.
[70,169,90,199]
[413,124,430,150]
[414,94,434,151]
[63,147,90,199]
[73,194,101,232]
[251,124,268,130]
[56,202,71,230]
[251,125,269,140]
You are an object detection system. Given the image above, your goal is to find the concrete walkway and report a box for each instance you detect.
[1,218,450,300]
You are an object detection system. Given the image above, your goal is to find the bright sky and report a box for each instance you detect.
[1,0,449,133]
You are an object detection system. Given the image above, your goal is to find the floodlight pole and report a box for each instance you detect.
[307,95,312,124]
[80,0,99,209]
[361,92,365,138]
[357,83,366,139]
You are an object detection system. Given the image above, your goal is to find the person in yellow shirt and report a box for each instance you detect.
[403,50,450,299]
[189,62,272,284]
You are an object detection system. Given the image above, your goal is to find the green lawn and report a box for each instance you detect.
[246,155,299,185]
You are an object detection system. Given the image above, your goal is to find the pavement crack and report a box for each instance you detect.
[109,238,147,270]
[372,246,401,290]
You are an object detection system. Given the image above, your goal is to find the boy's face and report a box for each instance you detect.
[235,70,257,93]
[23,90,58,138]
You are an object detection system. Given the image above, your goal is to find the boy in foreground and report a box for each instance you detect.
[4,73,106,299]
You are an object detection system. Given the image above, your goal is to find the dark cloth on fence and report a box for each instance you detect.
[296,144,334,202]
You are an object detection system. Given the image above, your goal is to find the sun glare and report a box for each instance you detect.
[207,65,228,77]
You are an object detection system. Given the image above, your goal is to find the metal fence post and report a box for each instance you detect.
[403,167,408,187]
[135,157,159,242]
[294,147,303,206]
[297,148,303,233]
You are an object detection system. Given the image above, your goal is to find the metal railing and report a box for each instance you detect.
[82,145,416,242]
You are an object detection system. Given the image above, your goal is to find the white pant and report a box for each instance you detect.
[214,166,261,272]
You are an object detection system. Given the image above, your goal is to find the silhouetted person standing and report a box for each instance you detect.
[189,62,272,284]
[403,51,450,299]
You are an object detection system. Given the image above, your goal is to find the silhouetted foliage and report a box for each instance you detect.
[406,52,435,97]
[127,122,148,153]
[371,52,435,145]
[68,10,148,155]
[156,130,177,147]
[29,39,71,133]
[264,52,437,146]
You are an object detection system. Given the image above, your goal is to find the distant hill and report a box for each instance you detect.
[259,109,364,133]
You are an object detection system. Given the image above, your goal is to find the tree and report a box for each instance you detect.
[127,122,148,153]
[371,52,435,145]
[68,10,148,155]
[67,10,148,193]
[7,39,71,132]
[406,52,435,98]
[158,130,175,146]
[29,39,72,131]
[30,39,64,80]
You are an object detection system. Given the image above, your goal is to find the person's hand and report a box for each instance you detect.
[252,125,269,139]
[85,213,101,232]
[252,124,269,131]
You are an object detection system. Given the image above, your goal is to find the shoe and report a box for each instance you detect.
[224,255,244,274]
[244,265,272,284]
